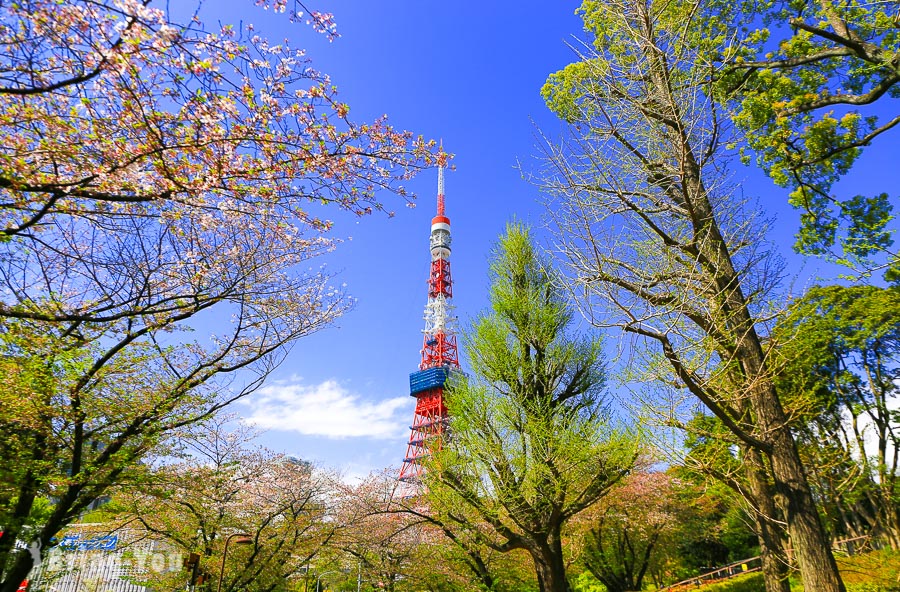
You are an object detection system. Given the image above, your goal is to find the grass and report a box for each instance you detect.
[686,572,766,592]
[685,548,900,592]
[834,547,900,591]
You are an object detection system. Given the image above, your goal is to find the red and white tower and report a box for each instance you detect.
[398,161,459,488]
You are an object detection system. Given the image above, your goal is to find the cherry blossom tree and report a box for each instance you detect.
[112,420,339,592]
[0,0,436,330]
[330,470,535,592]
[580,472,681,592]
[0,2,438,590]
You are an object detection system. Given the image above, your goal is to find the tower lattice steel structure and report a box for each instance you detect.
[398,162,459,487]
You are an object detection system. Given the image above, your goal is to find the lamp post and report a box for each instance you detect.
[315,570,338,592]
[216,533,252,592]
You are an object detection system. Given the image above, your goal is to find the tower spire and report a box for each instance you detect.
[437,166,445,217]
[398,163,459,490]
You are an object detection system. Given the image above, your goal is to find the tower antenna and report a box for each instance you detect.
[398,163,459,493]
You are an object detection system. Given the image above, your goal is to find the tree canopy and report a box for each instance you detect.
[773,284,900,548]
[0,2,437,590]
[720,0,900,277]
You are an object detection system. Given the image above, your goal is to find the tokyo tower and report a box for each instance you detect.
[398,160,459,488]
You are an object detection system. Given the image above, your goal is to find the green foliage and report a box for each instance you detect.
[774,284,900,416]
[571,571,606,592]
[835,548,900,592]
[665,471,758,578]
[437,224,633,508]
[845,585,900,592]
[544,0,759,123]
[0,315,254,589]
[720,0,900,274]
[676,415,763,571]
[0,323,175,557]
[682,414,742,479]
[772,284,900,539]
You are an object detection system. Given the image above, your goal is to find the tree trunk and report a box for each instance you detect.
[765,409,846,592]
[730,305,845,591]
[743,446,791,592]
[700,215,846,592]
[528,532,571,592]
[0,460,41,592]
[463,547,495,591]
[690,190,847,592]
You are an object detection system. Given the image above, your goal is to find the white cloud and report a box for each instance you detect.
[240,379,409,439]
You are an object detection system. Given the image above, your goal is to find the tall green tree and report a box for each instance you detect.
[540,1,843,590]
[720,0,900,277]
[773,284,900,548]
[0,320,275,592]
[425,224,636,592]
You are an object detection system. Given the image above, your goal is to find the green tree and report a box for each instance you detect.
[720,0,900,277]
[540,1,843,590]
[0,350,59,575]
[670,476,760,580]
[425,224,636,592]
[773,285,900,548]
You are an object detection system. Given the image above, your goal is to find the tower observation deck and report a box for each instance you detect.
[398,161,459,488]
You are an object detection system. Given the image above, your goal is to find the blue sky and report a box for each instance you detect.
[198,1,900,480]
